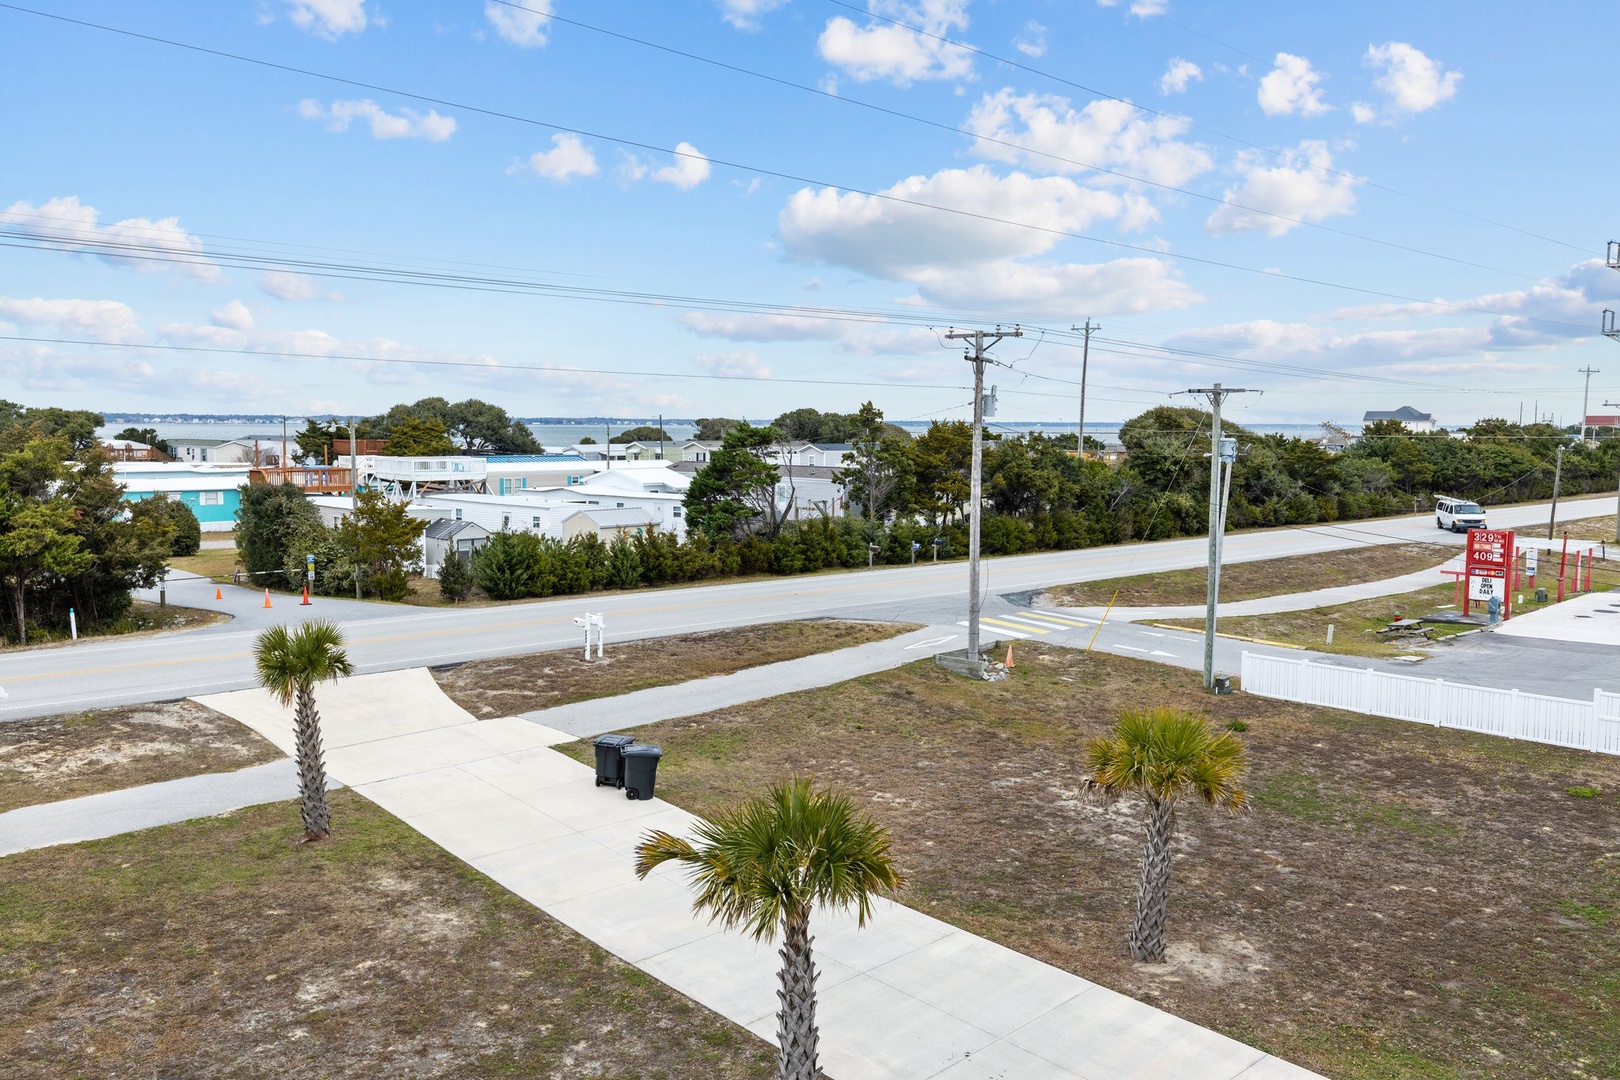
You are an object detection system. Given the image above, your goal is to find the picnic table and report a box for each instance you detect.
[1375,617,1432,642]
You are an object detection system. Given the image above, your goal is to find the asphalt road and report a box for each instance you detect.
[1,495,1613,721]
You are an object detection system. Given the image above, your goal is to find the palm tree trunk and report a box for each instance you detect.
[775,907,822,1080]
[292,680,331,841]
[1130,794,1176,962]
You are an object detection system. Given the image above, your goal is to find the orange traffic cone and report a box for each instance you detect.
[1005,643,1015,669]
[215,586,223,600]
[301,584,311,606]
[263,588,273,609]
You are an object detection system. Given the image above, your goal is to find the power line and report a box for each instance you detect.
[486,0,1539,283]
[820,0,1587,255]
[0,332,1168,408]
[0,3,1597,333]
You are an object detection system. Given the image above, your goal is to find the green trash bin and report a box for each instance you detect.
[621,744,663,801]
[592,734,636,788]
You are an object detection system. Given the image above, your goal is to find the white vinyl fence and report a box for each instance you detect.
[1241,652,1620,756]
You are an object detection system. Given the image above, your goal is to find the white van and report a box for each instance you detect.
[1435,496,1487,532]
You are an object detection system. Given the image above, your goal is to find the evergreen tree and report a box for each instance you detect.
[437,550,475,601]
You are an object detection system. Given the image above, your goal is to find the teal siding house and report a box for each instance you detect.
[113,464,252,533]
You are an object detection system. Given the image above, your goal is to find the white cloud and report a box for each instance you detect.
[515,134,599,181]
[780,165,1153,277]
[0,196,220,283]
[818,0,974,86]
[298,98,458,141]
[1350,102,1378,125]
[777,165,1198,316]
[209,300,255,331]
[1159,57,1202,95]
[694,350,773,379]
[285,0,367,38]
[1205,141,1358,237]
[484,0,552,47]
[906,256,1200,315]
[717,0,789,30]
[1366,42,1461,115]
[1014,21,1046,57]
[652,143,713,190]
[260,269,342,302]
[964,89,1213,188]
[680,312,844,342]
[1097,0,1168,17]
[1257,53,1330,117]
[0,295,144,343]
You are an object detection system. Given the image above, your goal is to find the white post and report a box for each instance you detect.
[69,607,78,640]
[1434,678,1445,727]
[1592,689,1604,752]
[1325,623,1334,646]
[1363,667,1375,714]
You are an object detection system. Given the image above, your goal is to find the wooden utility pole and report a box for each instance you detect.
[1579,366,1601,444]
[945,325,1021,664]
[1070,318,1098,457]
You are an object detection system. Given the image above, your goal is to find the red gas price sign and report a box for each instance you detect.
[1467,529,1512,566]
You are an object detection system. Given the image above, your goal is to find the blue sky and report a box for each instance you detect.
[1,0,1616,428]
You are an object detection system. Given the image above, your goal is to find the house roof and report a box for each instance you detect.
[485,454,591,464]
[568,507,657,528]
[1363,406,1433,422]
[807,442,853,452]
[423,518,489,540]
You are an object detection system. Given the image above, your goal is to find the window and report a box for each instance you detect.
[519,478,527,489]
[454,508,462,520]
[532,516,542,530]
[502,514,511,529]
[616,502,625,508]
[199,491,224,506]
[673,506,683,518]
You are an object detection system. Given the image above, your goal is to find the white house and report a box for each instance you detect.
[1362,406,1435,433]
[410,488,688,542]
[485,453,601,495]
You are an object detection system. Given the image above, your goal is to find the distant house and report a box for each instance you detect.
[165,438,227,463]
[422,518,491,579]
[1362,406,1435,433]
[112,462,251,532]
[679,439,725,463]
[101,437,168,462]
[561,507,660,542]
[1314,422,1355,453]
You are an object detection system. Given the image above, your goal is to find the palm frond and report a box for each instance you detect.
[633,778,904,942]
[1085,707,1248,809]
[253,620,353,706]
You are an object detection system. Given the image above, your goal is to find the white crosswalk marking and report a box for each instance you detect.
[959,620,1032,639]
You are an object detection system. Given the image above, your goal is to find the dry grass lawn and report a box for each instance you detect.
[0,700,282,814]
[0,792,774,1079]
[435,619,913,717]
[564,647,1620,1079]
[168,546,243,581]
[1048,542,1451,609]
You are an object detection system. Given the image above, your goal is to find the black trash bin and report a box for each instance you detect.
[592,733,636,788]
[621,744,663,801]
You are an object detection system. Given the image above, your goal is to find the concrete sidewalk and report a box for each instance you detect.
[524,623,963,736]
[0,760,318,857]
[196,669,1319,1080]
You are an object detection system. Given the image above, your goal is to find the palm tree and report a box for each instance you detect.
[253,620,353,841]
[635,779,903,1080]
[1087,707,1247,963]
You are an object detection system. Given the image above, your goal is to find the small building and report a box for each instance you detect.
[1362,406,1435,433]
[101,437,169,462]
[679,439,725,463]
[112,462,251,532]
[165,437,227,463]
[422,518,491,579]
[561,507,660,542]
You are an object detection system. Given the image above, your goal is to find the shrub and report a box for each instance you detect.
[438,551,474,601]
[1225,720,1250,732]
[1566,785,1600,799]
[129,494,202,556]
[473,531,542,600]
